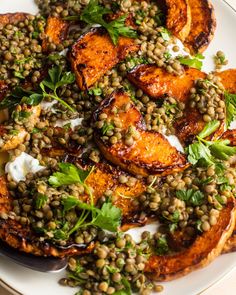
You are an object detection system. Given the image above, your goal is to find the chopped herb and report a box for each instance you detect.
[12,110,32,121]
[88,87,103,96]
[14,71,24,79]
[101,122,115,135]
[61,196,121,234]
[225,92,236,128]
[80,0,137,45]
[9,129,19,136]
[160,28,170,41]
[198,120,220,139]
[0,66,75,112]
[196,220,203,232]
[49,163,92,188]
[176,189,205,206]
[35,194,48,209]
[163,51,172,60]
[186,120,236,166]
[154,9,164,26]
[113,278,132,295]
[156,236,169,255]
[178,53,204,70]
[124,56,148,70]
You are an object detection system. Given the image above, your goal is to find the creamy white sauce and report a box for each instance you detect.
[40,100,57,111]
[167,37,189,59]
[165,134,185,153]
[5,152,45,182]
[54,117,83,131]
[126,221,159,243]
[229,120,236,130]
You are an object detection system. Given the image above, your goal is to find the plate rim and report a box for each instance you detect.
[0,0,236,295]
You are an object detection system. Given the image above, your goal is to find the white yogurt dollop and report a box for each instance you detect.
[164,134,185,153]
[5,152,45,182]
[54,117,83,131]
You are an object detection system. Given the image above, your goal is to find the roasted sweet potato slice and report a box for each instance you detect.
[0,176,94,257]
[0,161,145,256]
[0,13,30,27]
[145,198,236,281]
[127,65,206,102]
[42,16,69,52]
[184,0,216,53]
[68,27,139,90]
[165,0,191,41]
[0,105,41,152]
[94,90,188,176]
[216,69,236,93]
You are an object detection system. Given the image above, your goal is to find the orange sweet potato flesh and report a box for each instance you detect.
[145,198,236,281]
[165,0,191,41]
[0,13,30,27]
[94,90,188,176]
[216,69,236,94]
[184,0,216,53]
[127,64,206,103]
[68,27,139,90]
[42,16,69,52]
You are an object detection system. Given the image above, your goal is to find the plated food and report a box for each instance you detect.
[1,0,236,294]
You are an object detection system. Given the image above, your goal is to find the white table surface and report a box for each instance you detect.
[1,0,236,294]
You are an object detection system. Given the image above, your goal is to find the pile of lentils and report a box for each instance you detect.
[60,233,164,295]
[189,74,226,122]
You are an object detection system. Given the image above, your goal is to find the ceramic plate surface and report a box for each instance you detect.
[0,0,236,294]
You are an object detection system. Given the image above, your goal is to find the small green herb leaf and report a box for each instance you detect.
[225,92,236,128]
[176,189,205,206]
[49,163,92,187]
[178,54,204,70]
[35,194,48,209]
[156,236,169,255]
[198,120,220,139]
[101,122,115,135]
[80,0,137,45]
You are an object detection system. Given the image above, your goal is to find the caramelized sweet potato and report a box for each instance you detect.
[68,27,139,90]
[42,16,69,52]
[165,0,191,41]
[94,90,188,177]
[145,198,236,281]
[184,0,216,53]
[127,65,206,102]
[0,13,30,27]
[0,161,145,256]
[216,69,236,93]
[0,105,41,152]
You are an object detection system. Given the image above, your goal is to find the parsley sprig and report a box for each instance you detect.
[80,0,137,45]
[0,66,76,112]
[49,162,94,203]
[186,120,236,166]
[178,53,204,70]
[225,92,236,128]
[62,196,121,234]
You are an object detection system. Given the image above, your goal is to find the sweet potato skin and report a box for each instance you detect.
[184,0,216,53]
[69,28,139,90]
[0,13,30,27]
[127,65,206,102]
[165,0,191,41]
[145,198,236,281]
[94,90,188,176]
[42,17,69,52]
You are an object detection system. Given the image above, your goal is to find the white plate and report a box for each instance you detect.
[1,0,236,295]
